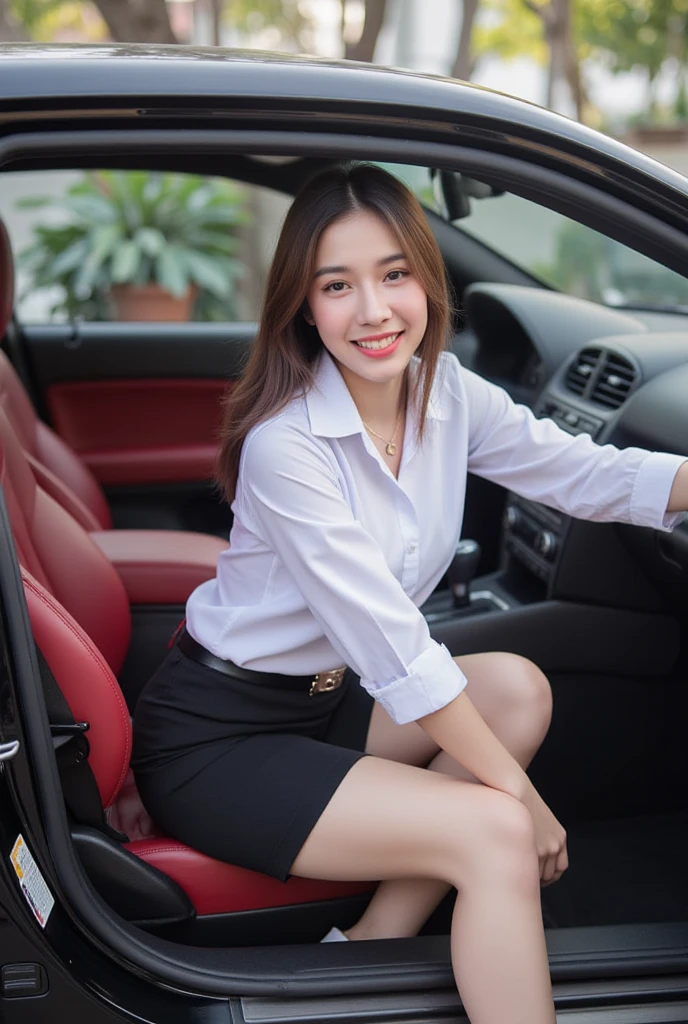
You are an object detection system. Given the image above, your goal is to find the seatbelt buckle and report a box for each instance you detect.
[50,721,89,751]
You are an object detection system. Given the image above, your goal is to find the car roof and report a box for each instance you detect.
[0,42,687,208]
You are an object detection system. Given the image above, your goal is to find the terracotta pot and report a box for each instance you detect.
[110,283,197,322]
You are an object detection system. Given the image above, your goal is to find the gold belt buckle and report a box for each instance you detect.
[309,666,346,696]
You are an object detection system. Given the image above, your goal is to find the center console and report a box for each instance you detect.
[423,392,608,625]
[501,396,605,592]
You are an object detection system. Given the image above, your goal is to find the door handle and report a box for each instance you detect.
[0,740,20,762]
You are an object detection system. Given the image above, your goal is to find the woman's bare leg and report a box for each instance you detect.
[348,652,554,940]
[291,755,556,1024]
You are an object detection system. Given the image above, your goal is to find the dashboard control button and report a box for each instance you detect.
[505,506,520,529]
[535,530,557,559]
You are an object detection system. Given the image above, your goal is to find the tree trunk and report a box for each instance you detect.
[344,0,388,63]
[524,0,580,117]
[91,0,179,44]
[547,0,567,110]
[565,28,585,120]
[450,0,479,80]
[210,0,223,46]
[0,0,26,41]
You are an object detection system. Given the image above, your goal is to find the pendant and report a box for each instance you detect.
[385,442,397,456]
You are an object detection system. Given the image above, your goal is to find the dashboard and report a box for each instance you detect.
[456,283,688,612]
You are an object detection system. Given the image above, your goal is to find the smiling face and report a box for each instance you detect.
[305,209,428,393]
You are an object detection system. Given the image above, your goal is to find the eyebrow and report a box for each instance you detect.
[313,252,407,279]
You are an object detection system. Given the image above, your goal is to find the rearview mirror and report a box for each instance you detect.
[431,168,503,221]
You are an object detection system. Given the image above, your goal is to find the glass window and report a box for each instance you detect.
[454,190,688,311]
[376,162,441,213]
[379,162,688,311]
[1,169,291,324]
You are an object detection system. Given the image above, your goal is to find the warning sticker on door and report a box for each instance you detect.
[9,835,55,929]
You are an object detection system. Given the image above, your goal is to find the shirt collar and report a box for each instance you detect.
[305,350,451,439]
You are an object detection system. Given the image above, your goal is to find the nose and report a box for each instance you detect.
[356,282,391,326]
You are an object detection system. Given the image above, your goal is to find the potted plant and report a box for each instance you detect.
[16,170,248,322]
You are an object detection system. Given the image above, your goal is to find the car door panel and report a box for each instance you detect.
[16,322,253,533]
[46,378,228,485]
[21,322,253,385]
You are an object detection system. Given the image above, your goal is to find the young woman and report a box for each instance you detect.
[132,163,688,1024]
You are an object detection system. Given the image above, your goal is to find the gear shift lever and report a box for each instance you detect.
[447,539,481,608]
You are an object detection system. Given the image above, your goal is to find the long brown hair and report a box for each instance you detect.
[216,163,451,502]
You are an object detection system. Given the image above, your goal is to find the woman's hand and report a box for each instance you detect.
[519,781,568,886]
[417,692,568,885]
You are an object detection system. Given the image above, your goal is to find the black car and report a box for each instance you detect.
[0,42,687,1023]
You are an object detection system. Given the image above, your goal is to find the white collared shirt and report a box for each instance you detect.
[186,350,686,724]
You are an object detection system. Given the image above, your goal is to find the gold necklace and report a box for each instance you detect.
[361,410,402,457]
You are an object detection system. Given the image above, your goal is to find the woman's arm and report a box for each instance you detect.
[418,690,528,799]
[419,691,569,884]
[460,363,686,532]
[667,460,688,513]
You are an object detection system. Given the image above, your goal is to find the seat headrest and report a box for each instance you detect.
[0,219,14,339]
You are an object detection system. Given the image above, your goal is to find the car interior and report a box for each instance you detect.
[1,145,688,992]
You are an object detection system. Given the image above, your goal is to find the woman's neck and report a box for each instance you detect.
[338,366,408,432]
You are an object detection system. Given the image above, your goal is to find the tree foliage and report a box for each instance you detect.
[223,0,311,49]
[579,0,687,115]
[5,0,313,47]
[473,0,546,65]
[8,0,103,40]
[474,0,688,120]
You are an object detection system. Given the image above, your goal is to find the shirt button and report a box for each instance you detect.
[407,543,417,553]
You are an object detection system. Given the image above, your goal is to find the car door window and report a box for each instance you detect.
[1,169,291,324]
[454,189,688,310]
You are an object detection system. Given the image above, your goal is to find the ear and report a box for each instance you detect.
[302,304,315,326]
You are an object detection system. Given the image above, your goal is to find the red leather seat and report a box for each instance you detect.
[24,570,372,916]
[0,402,373,916]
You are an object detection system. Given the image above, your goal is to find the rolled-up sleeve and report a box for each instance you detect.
[236,418,466,724]
[462,368,687,532]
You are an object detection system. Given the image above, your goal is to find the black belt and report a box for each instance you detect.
[176,629,347,696]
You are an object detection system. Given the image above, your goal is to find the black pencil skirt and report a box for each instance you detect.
[131,644,374,881]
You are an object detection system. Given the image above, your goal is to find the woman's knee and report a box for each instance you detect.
[442,786,539,891]
[491,653,553,741]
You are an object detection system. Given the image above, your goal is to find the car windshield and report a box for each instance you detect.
[381,163,688,313]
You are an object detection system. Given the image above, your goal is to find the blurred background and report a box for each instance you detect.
[2,0,687,322]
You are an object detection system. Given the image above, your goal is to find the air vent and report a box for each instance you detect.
[590,352,637,409]
[564,347,637,409]
[564,347,602,395]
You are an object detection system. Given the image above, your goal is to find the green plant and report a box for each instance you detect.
[17,170,248,321]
